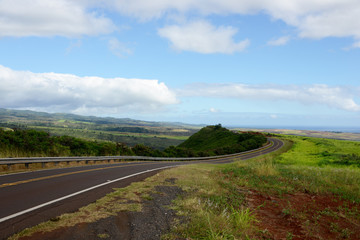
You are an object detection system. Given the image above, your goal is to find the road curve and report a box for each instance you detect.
[0,138,283,239]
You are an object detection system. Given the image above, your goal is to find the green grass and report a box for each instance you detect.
[218,136,360,202]
[163,164,258,240]
[275,135,360,167]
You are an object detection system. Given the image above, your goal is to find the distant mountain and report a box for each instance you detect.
[0,108,199,128]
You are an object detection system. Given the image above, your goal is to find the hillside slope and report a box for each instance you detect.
[178,124,267,155]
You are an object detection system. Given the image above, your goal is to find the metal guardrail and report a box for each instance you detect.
[0,139,275,170]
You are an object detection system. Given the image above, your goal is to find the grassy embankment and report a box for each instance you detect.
[10,135,360,239]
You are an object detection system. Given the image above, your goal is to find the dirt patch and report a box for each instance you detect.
[247,190,360,239]
[129,184,184,239]
[20,213,131,240]
[19,178,184,240]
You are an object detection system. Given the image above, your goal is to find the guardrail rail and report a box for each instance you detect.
[0,139,278,170]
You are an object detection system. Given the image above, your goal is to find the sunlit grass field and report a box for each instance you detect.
[276,135,360,167]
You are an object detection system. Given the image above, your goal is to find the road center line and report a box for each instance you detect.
[0,161,159,188]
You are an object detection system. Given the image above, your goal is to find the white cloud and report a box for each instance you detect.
[3,0,360,45]
[178,83,360,112]
[108,0,360,46]
[0,0,115,37]
[267,36,290,46]
[158,20,250,54]
[0,65,178,115]
[296,5,360,40]
[108,38,132,57]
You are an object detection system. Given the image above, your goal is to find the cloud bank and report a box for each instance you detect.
[179,83,360,112]
[0,65,178,115]
[1,0,360,46]
[1,65,359,117]
[110,0,360,45]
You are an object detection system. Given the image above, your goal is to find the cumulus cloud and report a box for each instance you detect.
[296,5,360,40]
[178,83,360,112]
[0,0,115,37]
[108,0,360,46]
[267,36,290,46]
[0,65,178,114]
[158,20,250,54]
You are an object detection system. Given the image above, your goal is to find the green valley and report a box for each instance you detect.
[0,108,199,150]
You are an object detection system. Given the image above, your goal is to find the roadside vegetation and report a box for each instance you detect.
[10,135,360,239]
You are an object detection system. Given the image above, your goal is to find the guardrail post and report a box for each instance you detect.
[25,163,30,169]
[42,162,46,168]
[7,164,13,171]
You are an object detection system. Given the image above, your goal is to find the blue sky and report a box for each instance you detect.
[0,0,359,128]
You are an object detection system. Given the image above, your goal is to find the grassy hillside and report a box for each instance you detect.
[179,124,267,155]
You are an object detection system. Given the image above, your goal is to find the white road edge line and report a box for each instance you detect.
[0,165,178,223]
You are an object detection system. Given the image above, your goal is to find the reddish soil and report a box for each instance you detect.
[247,190,360,239]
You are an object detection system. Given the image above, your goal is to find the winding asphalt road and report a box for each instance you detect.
[0,138,283,239]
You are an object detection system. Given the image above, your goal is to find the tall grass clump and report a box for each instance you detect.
[278,165,360,202]
[162,165,258,240]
